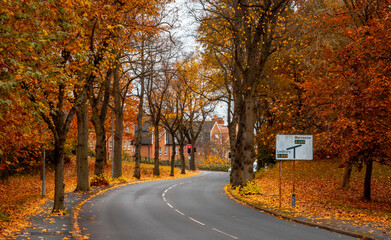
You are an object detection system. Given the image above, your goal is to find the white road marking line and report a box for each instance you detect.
[175,209,184,215]
[212,228,239,239]
[163,180,240,239]
[188,217,205,226]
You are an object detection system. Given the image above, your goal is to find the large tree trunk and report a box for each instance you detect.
[230,107,242,187]
[46,84,76,213]
[113,110,123,178]
[227,91,238,183]
[228,0,288,188]
[75,99,90,192]
[87,68,112,177]
[153,124,160,176]
[52,140,66,214]
[231,95,255,187]
[92,118,106,177]
[113,64,123,178]
[342,164,352,188]
[363,160,373,201]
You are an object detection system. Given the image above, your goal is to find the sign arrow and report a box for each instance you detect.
[286,145,302,159]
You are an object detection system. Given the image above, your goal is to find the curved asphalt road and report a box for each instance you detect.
[78,171,355,240]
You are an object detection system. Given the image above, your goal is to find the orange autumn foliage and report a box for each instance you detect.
[302,1,391,165]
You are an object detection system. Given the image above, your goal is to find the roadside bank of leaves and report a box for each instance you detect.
[228,160,391,236]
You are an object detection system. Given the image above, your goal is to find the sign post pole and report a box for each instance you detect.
[292,160,296,207]
[279,161,282,209]
[42,148,45,198]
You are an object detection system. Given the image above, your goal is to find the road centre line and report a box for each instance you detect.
[162,179,239,239]
[175,209,185,215]
[188,217,205,226]
[212,228,239,239]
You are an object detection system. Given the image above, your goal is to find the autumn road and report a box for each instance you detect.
[77,171,355,240]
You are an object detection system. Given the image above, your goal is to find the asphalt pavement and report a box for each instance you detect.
[7,171,390,240]
[76,172,355,240]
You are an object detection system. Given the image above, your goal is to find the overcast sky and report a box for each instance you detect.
[170,0,228,121]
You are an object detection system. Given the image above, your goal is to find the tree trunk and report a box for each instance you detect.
[133,115,142,179]
[227,92,237,183]
[133,38,146,179]
[113,64,123,178]
[170,141,176,177]
[133,91,143,179]
[189,143,195,171]
[87,68,112,177]
[231,95,255,187]
[75,99,90,192]
[47,85,76,213]
[228,0,287,188]
[52,140,66,214]
[92,118,106,177]
[363,160,373,201]
[342,164,352,188]
[179,141,186,174]
[113,110,123,178]
[153,124,160,176]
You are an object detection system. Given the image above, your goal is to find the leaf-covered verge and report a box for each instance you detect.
[198,154,230,172]
[229,160,391,235]
[0,157,198,238]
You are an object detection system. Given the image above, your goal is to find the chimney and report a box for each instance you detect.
[212,115,224,125]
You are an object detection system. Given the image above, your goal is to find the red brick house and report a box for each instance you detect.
[91,115,230,164]
[196,116,230,162]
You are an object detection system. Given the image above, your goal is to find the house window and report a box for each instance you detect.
[109,141,113,150]
[165,132,169,145]
[165,146,168,155]
[128,141,131,150]
[159,147,162,155]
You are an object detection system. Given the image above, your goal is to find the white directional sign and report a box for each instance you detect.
[276,135,313,160]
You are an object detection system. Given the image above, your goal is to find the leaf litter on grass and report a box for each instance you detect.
[231,160,391,236]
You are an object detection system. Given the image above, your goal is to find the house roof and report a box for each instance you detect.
[196,121,217,144]
[201,121,215,133]
[165,132,177,145]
